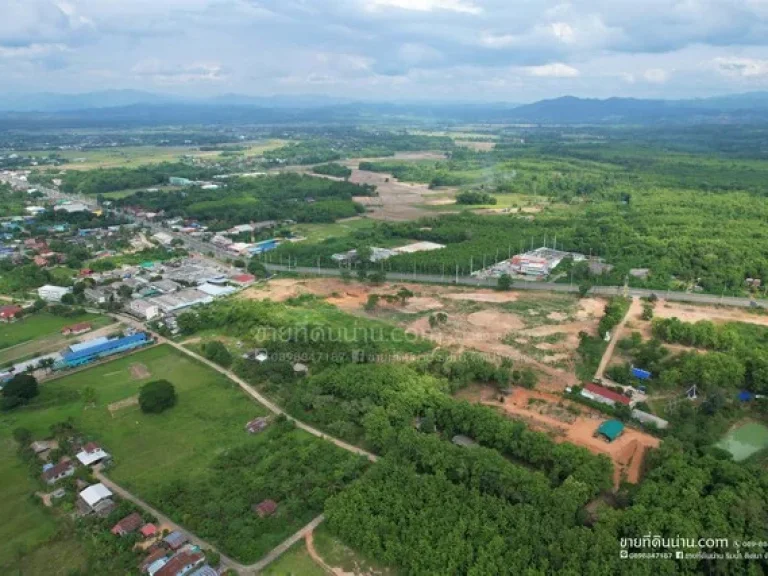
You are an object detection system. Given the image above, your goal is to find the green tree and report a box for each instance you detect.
[2,374,39,411]
[578,281,593,298]
[497,274,513,291]
[247,259,268,277]
[139,380,177,414]
[201,340,233,368]
[364,294,380,311]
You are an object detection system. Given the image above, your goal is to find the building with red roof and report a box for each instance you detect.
[0,305,23,322]
[253,499,278,518]
[111,512,144,536]
[582,383,631,407]
[154,551,204,576]
[140,523,158,538]
[62,323,92,336]
[230,273,256,286]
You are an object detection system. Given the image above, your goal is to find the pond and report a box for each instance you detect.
[716,422,768,461]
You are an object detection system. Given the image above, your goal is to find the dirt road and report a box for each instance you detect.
[251,515,326,573]
[595,297,640,381]
[93,468,248,573]
[114,314,378,463]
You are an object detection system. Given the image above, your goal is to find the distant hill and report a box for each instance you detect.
[507,93,768,124]
[2,91,768,125]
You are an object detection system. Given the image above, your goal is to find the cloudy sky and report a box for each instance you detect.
[3,0,768,101]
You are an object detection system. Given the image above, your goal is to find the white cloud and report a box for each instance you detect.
[365,0,481,15]
[643,68,669,83]
[550,22,575,43]
[524,62,580,77]
[131,59,226,84]
[0,44,69,59]
[713,56,768,77]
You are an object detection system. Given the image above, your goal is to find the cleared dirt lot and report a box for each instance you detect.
[241,279,604,390]
[279,152,457,221]
[463,386,660,487]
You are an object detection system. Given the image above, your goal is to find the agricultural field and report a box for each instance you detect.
[0,438,60,570]
[26,140,287,170]
[0,312,113,355]
[0,344,367,564]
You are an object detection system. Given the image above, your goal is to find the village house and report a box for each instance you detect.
[41,458,75,485]
[253,499,278,518]
[76,441,111,467]
[111,512,144,536]
[62,322,92,336]
[154,551,204,576]
[0,304,23,322]
[78,483,113,514]
[163,531,189,551]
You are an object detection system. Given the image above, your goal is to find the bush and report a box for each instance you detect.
[201,340,233,368]
[139,380,177,414]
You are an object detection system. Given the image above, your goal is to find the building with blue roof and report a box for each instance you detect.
[56,333,151,369]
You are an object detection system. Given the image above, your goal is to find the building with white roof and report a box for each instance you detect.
[37,285,73,302]
[79,483,113,508]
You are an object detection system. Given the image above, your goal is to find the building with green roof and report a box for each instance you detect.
[596,420,625,442]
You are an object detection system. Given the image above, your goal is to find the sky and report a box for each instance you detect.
[3,0,768,102]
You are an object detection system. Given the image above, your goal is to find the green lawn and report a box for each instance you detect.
[0,345,268,494]
[0,438,59,570]
[0,313,112,354]
[290,217,376,243]
[263,541,326,576]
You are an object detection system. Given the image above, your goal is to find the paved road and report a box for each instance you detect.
[93,468,249,574]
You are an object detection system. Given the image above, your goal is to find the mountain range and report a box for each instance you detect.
[2,90,768,125]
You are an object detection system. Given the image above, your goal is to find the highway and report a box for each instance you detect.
[263,264,762,309]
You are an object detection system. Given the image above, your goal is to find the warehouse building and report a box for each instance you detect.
[56,333,151,369]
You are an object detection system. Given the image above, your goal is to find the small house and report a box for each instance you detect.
[245,417,269,434]
[0,305,22,322]
[140,524,158,539]
[62,323,92,336]
[76,442,111,467]
[140,548,168,574]
[253,499,278,518]
[163,530,189,551]
[111,512,144,536]
[41,458,75,485]
[78,483,113,513]
[155,551,204,576]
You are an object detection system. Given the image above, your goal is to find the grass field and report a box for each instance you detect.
[0,438,59,570]
[0,313,113,355]
[418,192,546,213]
[26,140,287,171]
[289,217,376,243]
[0,345,268,493]
[263,541,325,576]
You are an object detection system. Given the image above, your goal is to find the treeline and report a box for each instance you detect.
[326,439,768,575]
[598,297,631,338]
[312,162,352,178]
[358,160,478,188]
[116,173,375,229]
[651,317,767,352]
[455,190,497,205]
[59,162,215,195]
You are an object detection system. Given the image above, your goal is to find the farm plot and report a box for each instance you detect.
[465,386,659,487]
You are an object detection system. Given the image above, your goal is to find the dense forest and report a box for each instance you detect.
[58,162,217,195]
[115,173,375,229]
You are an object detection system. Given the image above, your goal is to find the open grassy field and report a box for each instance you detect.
[0,438,80,572]
[289,217,376,243]
[313,524,395,575]
[0,312,113,355]
[0,345,268,492]
[26,140,287,171]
